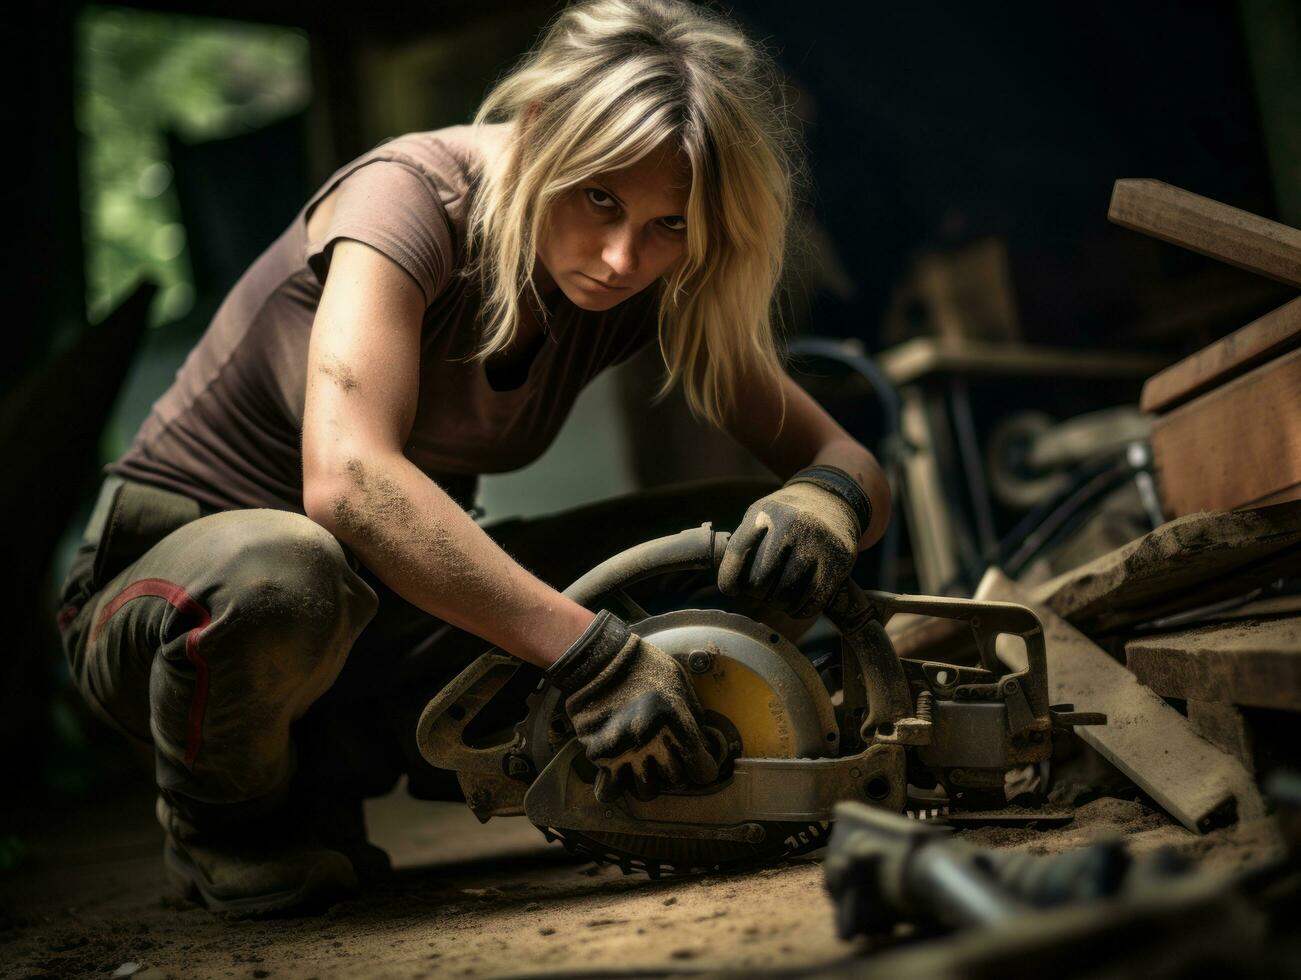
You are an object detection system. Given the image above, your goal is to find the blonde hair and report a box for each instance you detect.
[464,0,800,426]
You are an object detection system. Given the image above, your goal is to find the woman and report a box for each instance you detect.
[58,0,890,916]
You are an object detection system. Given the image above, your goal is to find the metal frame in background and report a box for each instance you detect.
[788,336,1168,596]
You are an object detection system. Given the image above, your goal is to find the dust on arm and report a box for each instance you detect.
[301,239,594,667]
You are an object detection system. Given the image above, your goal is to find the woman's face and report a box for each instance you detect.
[535,140,691,312]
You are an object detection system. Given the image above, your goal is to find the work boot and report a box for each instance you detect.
[296,793,393,885]
[157,796,359,917]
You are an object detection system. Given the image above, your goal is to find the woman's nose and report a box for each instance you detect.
[601,226,639,278]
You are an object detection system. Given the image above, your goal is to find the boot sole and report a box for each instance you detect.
[163,845,357,918]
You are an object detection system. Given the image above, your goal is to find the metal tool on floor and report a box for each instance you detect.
[823,800,1189,939]
[415,524,1104,878]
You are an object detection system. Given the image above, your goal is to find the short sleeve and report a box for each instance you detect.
[305,158,454,306]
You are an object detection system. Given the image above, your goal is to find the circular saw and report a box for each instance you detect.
[415,525,1102,878]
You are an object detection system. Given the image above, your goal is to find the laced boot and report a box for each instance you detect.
[157,795,359,917]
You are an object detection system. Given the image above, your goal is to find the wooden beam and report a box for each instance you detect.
[1126,617,1301,711]
[1186,700,1254,774]
[899,388,962,592]
[978,570,1263,833]
[1031,500,1301,635]
[1150,345,1301,515]
[1140,296,1301,413]
[1108,178,1301,288]
[878,337,1168,386]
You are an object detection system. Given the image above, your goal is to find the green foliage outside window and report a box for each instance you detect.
[77,6,310,327]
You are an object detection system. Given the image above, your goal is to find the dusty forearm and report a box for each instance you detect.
[307,450,594,667]
[809,438,892,550]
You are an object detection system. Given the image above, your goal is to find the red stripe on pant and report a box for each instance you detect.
[91,578,212,769]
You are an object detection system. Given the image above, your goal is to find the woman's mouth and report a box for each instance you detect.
[577,273,629,292]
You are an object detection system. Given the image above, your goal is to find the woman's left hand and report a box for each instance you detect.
[718,466,871,620]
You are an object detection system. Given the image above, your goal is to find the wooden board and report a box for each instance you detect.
[899,387,962,592]
[1031,499,1301,635]
[1248,483,1301,508]
[1186,700,1254,774]
[889,517,1301,666]
[878,337,1168,386]
[1150,345,1301,516]
[1108,178,1301,288]
[1125,617,1301,711]
[978,569,1264,833]
[1140,296,1301,413]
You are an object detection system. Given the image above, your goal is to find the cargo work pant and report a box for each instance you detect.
[58,476,768,824]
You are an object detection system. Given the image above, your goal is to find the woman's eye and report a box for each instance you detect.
[585,188,616,210]
[659,216,687,232]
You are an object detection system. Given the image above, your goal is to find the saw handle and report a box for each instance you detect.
[562,523,728,608]
[415,652,525,773]
[858,591,1050,723]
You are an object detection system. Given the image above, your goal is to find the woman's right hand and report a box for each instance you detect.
[546,611,721,802]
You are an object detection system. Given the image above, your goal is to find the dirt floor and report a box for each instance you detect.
[0,775,1284,980]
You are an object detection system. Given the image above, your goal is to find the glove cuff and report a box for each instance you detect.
[785,465,872,536]
[545,609,631,695]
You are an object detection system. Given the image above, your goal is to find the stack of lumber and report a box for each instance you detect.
[1108,181,1301,777]
[1112,179,1301,516]
[892,181,1301,835]
[887,499,1299,833]
[980,502,1299,832]
[1029,501,1300,776]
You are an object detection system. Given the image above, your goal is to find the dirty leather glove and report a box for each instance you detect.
[547,610,720,803]
[718,465,870,620]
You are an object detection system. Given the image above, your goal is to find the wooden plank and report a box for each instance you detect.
[1125,617,1301,711]
[1186,700,1254,774]
[1140,296,1301,413]
[878,337,1168,386]
[899,388,961,592]
[978,569,1264,833]
[1241,481,1301,510]
[1150,345,1301,516]
[1108,178,1301,288]
[1031,499,1301,635]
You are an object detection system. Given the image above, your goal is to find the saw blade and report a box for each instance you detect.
[518,609,839,874]
[541,821,832,878]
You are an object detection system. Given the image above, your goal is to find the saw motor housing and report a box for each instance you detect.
[416,525,1096,875]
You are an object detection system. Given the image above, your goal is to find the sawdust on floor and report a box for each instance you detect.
[0,784,1282,980]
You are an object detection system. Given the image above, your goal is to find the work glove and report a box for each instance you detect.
[547,610,721,803]
[718,465,871,620]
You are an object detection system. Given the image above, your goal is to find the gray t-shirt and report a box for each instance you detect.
[109,126,655,513]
